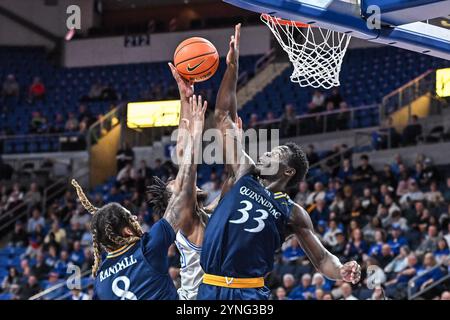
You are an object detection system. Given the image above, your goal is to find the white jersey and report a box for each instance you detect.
[175,231,203,300]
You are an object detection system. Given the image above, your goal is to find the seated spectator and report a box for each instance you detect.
[323,219,343,247]
[44,221,67,248]
[402,115,422,145]
[70,288,90,300]
[54,250,71,277]
[421,157,440,186]
[29,111,48,134]
[273,287,289,300]
[247,113,259,129]
[18,275,41,300]
[336,102,350,130]
[353,154,376,184]
[9,221,28,247]
[87,81,104,101]
[116,162,137,186]
[310,199,329,225]
[324,101,337,132]
[137,160,152,180]
[289,273,315,300]
[305,144,319,166]
[1,74,20,98]
[340,282,358,300]
[1,267,21,294]
[312,273,332,292]
[69,241,85,267]
[305,182,326,208]
[367,286,386,300]
[337,158,354,183]
[384,245,410,275]
[387,225,409,255]
[425,181,444,205]
[381,164,397,189]
[326,87,343,108]
[344,228,368,261]
[373,244,394,269]
[414,253,445,292]
[331,230,347,261]
[78,104,93,125]
[31,252,50,280]
[28,77,46,103]
[50,113,65,133]
[282,273,296,296]
[27,208,45,234]
[308,90,325,113]
[65,112,79,132]
[368,229,387,256]
[282,237,305,263]
[294,181,310,207]
[434,238,450,264]
[416,225,439,255]
[388,210,408,231]
[440,291,450,300]
[399,179,425,207]
[362,217,382,243]
[396,179,409,198]
[443,177,450,202]
[280,104,297,137]
[385,253,421,299]
[24,182,41,208]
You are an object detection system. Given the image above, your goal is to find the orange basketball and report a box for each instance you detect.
[174,37,219,83]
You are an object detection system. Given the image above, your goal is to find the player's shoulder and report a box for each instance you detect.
[289,203,313,229]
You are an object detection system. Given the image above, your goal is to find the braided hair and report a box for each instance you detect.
[71,180,143,277]
[146,176,209,227]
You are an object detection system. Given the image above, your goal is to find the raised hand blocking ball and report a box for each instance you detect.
[173,37,219,83]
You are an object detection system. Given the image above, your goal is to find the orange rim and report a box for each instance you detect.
[261,13,311,28]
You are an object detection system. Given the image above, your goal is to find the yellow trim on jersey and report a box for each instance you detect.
[274,193,287,199]
[202,273,264,289]
[106,243,136,259]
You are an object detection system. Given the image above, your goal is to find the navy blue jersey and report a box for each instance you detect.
[94,219,178,300]
[200,173,294,278]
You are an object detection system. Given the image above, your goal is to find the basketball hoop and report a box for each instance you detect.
[261,14,351,89]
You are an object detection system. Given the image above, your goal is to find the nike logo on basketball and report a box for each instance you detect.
[187,60,205,72]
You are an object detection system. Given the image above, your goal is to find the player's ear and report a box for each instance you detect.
[122,227,134,237]
[284,167,296,179]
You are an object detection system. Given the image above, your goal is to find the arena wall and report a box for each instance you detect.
[63,25,271,67]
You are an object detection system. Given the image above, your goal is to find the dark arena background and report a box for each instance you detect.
[0,0,449,303]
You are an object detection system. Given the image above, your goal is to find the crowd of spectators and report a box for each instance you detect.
[253,89,352,137]
[0,142,449,300]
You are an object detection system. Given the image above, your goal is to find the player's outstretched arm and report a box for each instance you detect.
[215,24,254,179]
[288,204,362,283]
[168,62,194,162]
[164,95,207,232]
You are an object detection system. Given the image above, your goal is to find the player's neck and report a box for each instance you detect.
[259,176,287,193]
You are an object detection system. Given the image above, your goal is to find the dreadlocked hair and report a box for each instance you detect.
[71,179,143,277]
[146,176,171,218]
[90,203,144,276]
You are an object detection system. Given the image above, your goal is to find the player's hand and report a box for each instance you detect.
[340,261,361,284]
[189,94,207,136]
[168,62,194,98]
[226,23,241,68]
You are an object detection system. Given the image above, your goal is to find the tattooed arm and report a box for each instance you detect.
[163,95,207,232]
[288,204,361,283]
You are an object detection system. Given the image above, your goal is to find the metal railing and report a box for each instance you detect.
[407,262,449,300]
[29,270,92,300]
[253,104,380,138]
[381,69,436,122]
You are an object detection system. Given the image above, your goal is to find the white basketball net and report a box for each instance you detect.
[261,14,351,89]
